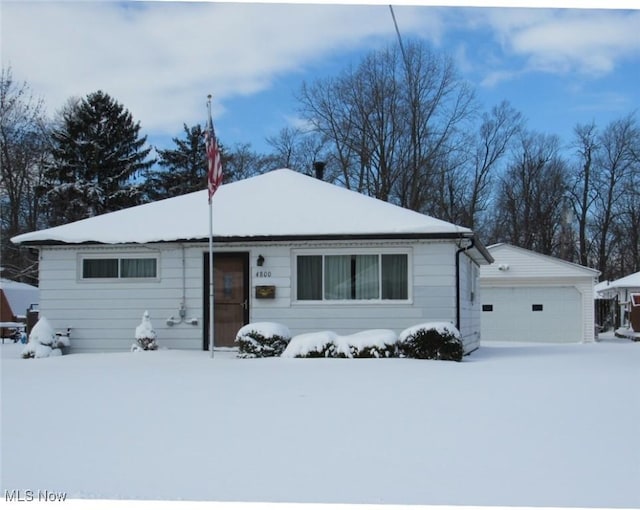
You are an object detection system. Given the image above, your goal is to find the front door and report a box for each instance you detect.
[203,252,249,349]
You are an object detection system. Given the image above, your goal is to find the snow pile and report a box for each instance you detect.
[614,327,640,340]
[132,311,157,351]
[2,340,639,506]
[282,329,398,358]
[21,316,69,359]
[235,322,291,358]
[398,321,463,361]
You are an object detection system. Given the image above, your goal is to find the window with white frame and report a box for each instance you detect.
[81,256,158,279]
[296,252,409,301]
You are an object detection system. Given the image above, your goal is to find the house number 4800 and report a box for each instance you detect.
[256,270,272,278]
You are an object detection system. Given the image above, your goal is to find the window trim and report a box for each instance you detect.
[292,248,412,304]
[79,253,160,282]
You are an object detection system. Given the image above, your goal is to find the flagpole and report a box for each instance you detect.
[207,95,215,359]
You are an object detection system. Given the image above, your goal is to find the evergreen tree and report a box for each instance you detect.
[44,91,154,225]
[145,123,207,201]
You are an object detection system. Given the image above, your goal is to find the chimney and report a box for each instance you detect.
[313,161,326,181]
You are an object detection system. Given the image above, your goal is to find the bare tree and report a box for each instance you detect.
[457,101,523,232]
[0,68,49,283]
[223,142,274,182]
[297,40,476,209]
[492,131,569,255]
[567,122,599,267]
[265,126,328,176]
[591,114,638,279]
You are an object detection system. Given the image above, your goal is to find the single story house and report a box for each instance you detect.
[11,169,493,354]
[479,244,600,343]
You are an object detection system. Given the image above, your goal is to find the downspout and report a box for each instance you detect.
[455,236,475,331]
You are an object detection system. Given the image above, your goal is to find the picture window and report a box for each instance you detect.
[296,253,408,301]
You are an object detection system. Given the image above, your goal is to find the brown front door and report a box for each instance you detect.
[203,252,249,349]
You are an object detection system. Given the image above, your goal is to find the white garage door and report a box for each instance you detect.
[481,286,582,343]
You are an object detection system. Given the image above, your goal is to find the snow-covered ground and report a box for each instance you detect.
[1,336,639,509]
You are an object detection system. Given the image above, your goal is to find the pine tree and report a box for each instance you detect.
[44,91,154,225]
[145,123,207,201]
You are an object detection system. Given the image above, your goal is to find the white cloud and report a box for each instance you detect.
[480,9,640,82]
[2,2,442,136]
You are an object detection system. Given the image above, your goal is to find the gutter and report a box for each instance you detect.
[13,231,480,247]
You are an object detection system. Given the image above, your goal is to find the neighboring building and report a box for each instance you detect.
[479,244,599,343]
[11,169,493,354]
[0,278,39,338]
[600,271,640,334]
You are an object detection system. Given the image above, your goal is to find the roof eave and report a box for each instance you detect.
[17,231,479,245]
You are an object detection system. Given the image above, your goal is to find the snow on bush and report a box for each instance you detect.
[132,311,158,351]
[343,329,398,358]
[235,322,291,358]
[398,322,464,361]
[21,317,69,359]
[282,330,398,359]
[281,331,341,358]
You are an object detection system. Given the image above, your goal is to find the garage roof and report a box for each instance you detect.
[481,243,600,280]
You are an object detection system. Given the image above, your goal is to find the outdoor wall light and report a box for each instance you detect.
[257,254,265,266]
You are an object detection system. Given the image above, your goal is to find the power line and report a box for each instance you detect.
[389,5,410,75]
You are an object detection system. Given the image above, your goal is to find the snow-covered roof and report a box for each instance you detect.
[594,280,615,299]
[481,243,600,279]
[0,278,39,317]
[12,169,475,245]
[608,271,640,290]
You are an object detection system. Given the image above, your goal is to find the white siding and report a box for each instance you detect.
[248,240,468,346]
[38,239,483,354]
[480,244,599,343]
[38,244,204,352]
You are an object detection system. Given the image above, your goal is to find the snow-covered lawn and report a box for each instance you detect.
[2,338,639,508]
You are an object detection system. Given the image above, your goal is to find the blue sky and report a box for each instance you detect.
[2,1,639,157]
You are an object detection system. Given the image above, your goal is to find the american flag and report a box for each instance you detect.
[205,108,223,204]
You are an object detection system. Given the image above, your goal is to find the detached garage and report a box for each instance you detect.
[479,244,599,343]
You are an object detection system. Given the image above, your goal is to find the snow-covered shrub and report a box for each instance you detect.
[21,317,69,359]
[281,331,342,358]
[282,330,398,359]
[344,330,398,358]
[398,322,464,361]
[235,322,291,358]
[133,311,157,351]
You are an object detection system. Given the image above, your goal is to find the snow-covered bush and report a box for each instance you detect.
[21,317,69,359]
[344,330,398,358]
[398,322,464,361]
[235,322,291,358]
[132,311,158,351]
[281,331,341,358]
[282,330,398,359]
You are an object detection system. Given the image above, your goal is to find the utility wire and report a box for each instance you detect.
[389,5,410,75]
